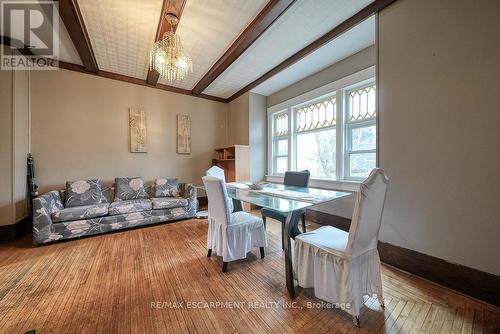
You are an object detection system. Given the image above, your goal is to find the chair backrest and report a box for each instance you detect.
[284,170,310,187]
[206,165,226,183]
[346,168,389,257]
[202,176,230,226]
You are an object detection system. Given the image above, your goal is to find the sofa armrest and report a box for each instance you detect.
[178,183,197,215]
[33,190,64,245]
[179,183,196,199]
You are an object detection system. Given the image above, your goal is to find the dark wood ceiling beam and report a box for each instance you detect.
[58,0,98,72]
[227,0,398,102]
[191,0,296,95]
[146,0,187,86]
[0,35,35,56]
[57,61,227,103]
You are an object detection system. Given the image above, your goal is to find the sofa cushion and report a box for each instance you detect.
[154,178,179,197]
[51,203,109,222]
[151,197,188,210]
[109,199,152,215]
[114,177,148,200]
[64,179,103,207]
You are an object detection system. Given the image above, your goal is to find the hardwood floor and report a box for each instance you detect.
[0,217,499,333]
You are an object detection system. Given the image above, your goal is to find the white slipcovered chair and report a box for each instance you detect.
[206,166,242,212]
[293,168,389,326]
[206,165,226,182]
[203,176,267,272]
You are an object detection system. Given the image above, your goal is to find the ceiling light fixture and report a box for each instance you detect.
[149,13,193,81]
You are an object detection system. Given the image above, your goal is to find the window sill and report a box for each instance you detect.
[265,175,360,192]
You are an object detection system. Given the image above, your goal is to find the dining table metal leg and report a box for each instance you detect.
[283,210,303,300]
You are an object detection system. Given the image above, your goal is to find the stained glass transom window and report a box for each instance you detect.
[347,85,376,122]
[274,113,288,136]
[296,97,336,133]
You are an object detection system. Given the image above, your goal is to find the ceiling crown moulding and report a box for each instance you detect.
[0,37,225,102]
[57,61,227,103]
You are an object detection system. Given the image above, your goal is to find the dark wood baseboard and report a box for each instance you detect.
[305,209,351,232]
[378,241,500,307]
[197,196,208,207]
[0,216,30,242]
[305,210,500,307]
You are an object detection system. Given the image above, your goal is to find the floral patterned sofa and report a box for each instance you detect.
[33,177,197,245]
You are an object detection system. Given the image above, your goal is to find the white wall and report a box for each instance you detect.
[248,92,267,182]
[0,58,13,226]
[378,0,500,275]
[0,56,30,226]
[264,0,500,277]
[227,93,249,146]
[227,92,267,182]
[31,69,228,193]
[13,70,30,221]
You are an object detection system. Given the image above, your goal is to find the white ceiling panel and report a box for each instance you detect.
[78,0,163,79]
[202,0,374,98]
[252,16,375,96]
[159,0,268,89]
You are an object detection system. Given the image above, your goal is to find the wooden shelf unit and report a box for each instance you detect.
[213,145,250,182]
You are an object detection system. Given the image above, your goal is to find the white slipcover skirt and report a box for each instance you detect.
[294,240,383,317]
[207,211,267,262]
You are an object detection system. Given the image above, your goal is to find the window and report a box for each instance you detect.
[295,96,337,178]
[344,84,377,179]
[268,67,376,182]
[272,112,288,174]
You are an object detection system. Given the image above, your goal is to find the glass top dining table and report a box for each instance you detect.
[223,182,350,213]
[197,181,351,299]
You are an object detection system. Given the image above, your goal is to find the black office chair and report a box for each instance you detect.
[261,170,310,249]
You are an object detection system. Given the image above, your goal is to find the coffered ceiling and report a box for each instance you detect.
[48,0,390,101]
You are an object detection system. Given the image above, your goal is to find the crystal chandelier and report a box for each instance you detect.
[149,13,193,81]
